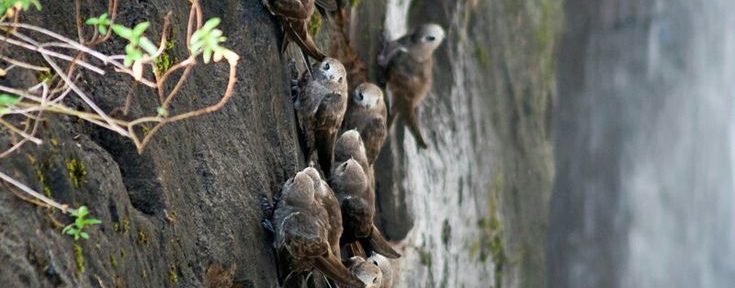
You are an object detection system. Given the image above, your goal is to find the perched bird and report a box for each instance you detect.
[334,129,370,172]
[348,256,383,288]
[295,58,349,177]
[342,83,388,165]
[262,0,327,61]
[271,167,364,287]
[332,132,401,259]
[367,254,393,288]
[378,23,446,149]
[349,254,394,288]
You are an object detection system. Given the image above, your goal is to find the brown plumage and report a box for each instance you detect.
[295,58,349,177]
[272,167,364,288]
[332,131,401,259]
[262,0,327,60]
[342,83,388,164]
[379,23,446,149]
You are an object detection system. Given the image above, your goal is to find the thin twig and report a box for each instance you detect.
[0,170,73,214]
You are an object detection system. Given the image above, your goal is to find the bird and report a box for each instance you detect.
[332,131,401,259]
[367,254,393,288]
[271,167,364,288]
[295,57,349,177]
[334,129,370,172]
[342,82,388,165]
[262,0,327,61]
[378,23,446,149]
[348,254,394,288]
[348,256,383,288]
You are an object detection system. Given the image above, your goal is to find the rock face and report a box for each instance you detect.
[0,0,559,287]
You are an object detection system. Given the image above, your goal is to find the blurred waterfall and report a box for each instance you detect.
[549,0,735,287]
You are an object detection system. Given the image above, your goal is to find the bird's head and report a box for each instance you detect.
[353,82,384,109]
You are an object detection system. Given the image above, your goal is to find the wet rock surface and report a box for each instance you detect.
[0,0,560,287]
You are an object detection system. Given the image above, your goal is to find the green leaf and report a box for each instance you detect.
[76,206,89,217]
[84,218,102,225]
[80,232,89,240]
[203,48,213,64]
[99,26,107,35]
[139,37,158,56]
[112,24,133,40]
[85,18,99,25]
[202,18,221,32]
[156,107,168,117]
[62,225,72,234]
[132,22,150,36]
[0,94,19,106]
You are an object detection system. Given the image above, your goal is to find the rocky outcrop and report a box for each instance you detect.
[0,0,560,287]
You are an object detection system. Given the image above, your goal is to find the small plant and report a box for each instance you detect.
[190,18,235,64]
[62,206,102,241]
[0,0,240,222]
[0,0,40,17]
[0,93,19,115]
[84,13,111,34]
[112,22,158,67]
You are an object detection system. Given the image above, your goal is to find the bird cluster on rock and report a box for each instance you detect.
[261,1,445,287]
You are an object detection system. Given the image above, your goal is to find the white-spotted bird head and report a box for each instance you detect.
[332,158,368,195]
[348,256,383,288]
[284,171,316,207]
[314,57,347,85]
[335,130,368,168]
[367,254,393,288]
[409,23,446,61]
[353,83,385,109]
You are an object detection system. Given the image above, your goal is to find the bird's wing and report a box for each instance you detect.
[377,35,411,67]
[314,92,345,128]
[269,0,310,19]
[315,0,338,11]
[361,115,387,164]
[314,251,366,288]
[363,225,401,259]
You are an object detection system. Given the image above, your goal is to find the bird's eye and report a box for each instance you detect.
[372,260,379,266]
[323,63,330,70]
[373,277,378,284]
[338,76,343,83]
[358,92,364,101]
[426,36,436,41]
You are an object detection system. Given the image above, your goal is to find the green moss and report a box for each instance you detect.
[73,243,85,274]
[441,219,451,246]
[36,69,53,83]
[122,218,130,233]
[475,44,492,70]
[533,0,563,51]
[109,253,118,268]
[154,39,175,75]
[481,170,507,287]
[65,159,87,189]
[418,248,432,267]
[28,155,53,197]
[307,12,322,37]
[136,229,148,245]
[168,264,178,284]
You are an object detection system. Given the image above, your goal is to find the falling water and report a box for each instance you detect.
[549,0,735,287]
